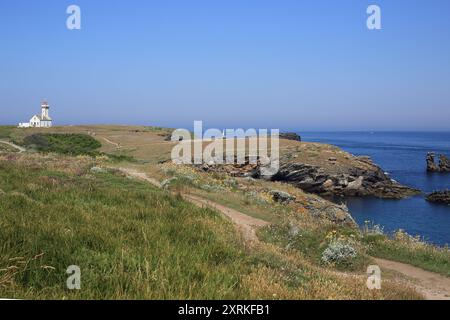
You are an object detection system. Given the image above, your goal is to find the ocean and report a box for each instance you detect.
[300,132,450,247]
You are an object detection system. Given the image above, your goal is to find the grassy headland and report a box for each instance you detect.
[1,125,448,299]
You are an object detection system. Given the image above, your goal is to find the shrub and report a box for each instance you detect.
[321,240,357,267]
[22,133,101,156]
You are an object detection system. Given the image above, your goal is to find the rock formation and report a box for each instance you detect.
[279,132,302,141]
[439,154,450,172]
[271,161,419,199]
[198,153,419,199]
[426,152,450,172]
[269,190,296,204]
[427,153,439,172]
[426,191,450,205]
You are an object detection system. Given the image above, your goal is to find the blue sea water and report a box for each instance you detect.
[299,132,450,246]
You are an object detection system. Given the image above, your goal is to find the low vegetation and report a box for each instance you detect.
[161,161,450,278]
[0,142,19,153]
[22,133,102,156]
[362,227,450,277]
[2,125,446,299]
[0,153,421,299]
[0,156,248,299]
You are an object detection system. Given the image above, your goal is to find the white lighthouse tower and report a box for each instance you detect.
[37,100,52,127]
[41,101,50,120]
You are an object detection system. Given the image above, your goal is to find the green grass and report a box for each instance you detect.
[258,223,371,272]
[0,126,15,140]
[0,160,249,299]
[22,133,102,156]
[363,233,450,277]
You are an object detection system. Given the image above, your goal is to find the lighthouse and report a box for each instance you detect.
[41,100,50,120]
[18,100,53,128]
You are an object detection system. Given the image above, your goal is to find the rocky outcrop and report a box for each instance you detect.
[271,161,419,199]
[439,154,450,172]
[279,132,301,142]
[427,152,450,172]
[426,153,439,172]
[426,191,450,205]
[301,197,356,226]
[195,142,420,199]
[199,156,419,199]
[269,190,296,204]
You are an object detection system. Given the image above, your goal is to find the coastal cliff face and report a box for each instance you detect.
[200,140,420,199]
[271,158,418,199]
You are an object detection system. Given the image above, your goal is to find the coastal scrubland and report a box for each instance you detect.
[0,125,448,299]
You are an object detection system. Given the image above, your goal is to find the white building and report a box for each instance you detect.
[18,101,53,128]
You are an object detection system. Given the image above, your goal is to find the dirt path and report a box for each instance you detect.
[119,168,161,187]
[183,194,268,243]
[101,137,121,149]
[375,258,450,300]
[0,140,26,153]
[118,167,450,299]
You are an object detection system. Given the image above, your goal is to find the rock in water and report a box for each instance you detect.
[426,191,450,205]
[427,152,439,172]
[439,154,450,172]
[426,152,450,172]
[279,132,302,141]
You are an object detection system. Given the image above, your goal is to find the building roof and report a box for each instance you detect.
[30,115,52,121]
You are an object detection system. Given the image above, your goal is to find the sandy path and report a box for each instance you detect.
[101,137,121,149]
[118,167,450,299]
[375,258,450,300]
[183,194,268,243]
[0,140,26,153]
[119,168,161,187]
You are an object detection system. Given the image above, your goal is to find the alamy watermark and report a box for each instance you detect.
[66,5,81,30]
[367,265,382,290]
[171,121,280,176]
[65,5,381,31]
[367,5,382,30]
[66,265,81,290]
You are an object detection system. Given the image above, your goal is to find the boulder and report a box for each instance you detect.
[347,176,364,190]
[269,190,296,204]
[305,201,356,227]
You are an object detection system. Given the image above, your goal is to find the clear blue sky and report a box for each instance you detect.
[1,0,450,130]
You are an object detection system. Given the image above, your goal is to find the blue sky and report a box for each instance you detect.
[1,0,450,130]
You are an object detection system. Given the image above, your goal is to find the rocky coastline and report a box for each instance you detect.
[271,159,419,199]
[198,140,420,200]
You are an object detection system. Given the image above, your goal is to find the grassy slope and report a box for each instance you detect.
[0,153,421,300]
[363,234,450,277]
[0,159,247,299]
